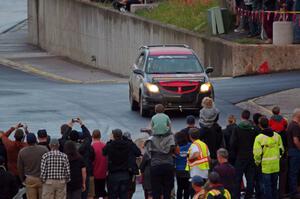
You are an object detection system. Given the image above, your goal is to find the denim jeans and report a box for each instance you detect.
[262,173,279,199]
[288,149,300,196]
[234,158,255,199]
[254,167,264,199]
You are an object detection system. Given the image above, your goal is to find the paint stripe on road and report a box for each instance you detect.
[0,58,128,84]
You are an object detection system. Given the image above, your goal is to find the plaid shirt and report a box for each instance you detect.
[40,150,70,182]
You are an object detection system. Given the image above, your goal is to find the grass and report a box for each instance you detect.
[135,0,219,33]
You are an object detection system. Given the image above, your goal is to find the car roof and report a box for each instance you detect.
[147,47,194,56]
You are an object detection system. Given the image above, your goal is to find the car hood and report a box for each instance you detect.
[148,73,207,83]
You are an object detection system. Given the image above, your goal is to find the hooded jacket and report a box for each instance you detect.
[223,123,238,151]
[123,137,141,175]
[103,139,131,173]
[200,123,223,159]
[144,133,175,167]
[230,120,258,160]
[269,115,288,133]
[253,128,284,174]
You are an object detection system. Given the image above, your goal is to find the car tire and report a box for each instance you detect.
[129,88,139,111]
[139,94,149,117]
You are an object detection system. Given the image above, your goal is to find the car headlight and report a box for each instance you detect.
[145,83,159,93]
[200,82,211,93]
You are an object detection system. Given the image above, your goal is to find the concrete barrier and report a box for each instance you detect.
[28,0,300,77]
[204,37,300,76]
[28,0,206,76]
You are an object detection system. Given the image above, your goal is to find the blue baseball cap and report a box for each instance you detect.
[191,176,205,186]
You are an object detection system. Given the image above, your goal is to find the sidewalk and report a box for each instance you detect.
[237,88,300,119]
[0,20,127,84]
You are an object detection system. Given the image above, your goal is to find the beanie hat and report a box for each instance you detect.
[27,133,37,144]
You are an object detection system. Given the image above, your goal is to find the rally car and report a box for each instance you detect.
[129,45,214,117]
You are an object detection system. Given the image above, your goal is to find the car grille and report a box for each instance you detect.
[159,81,199,94]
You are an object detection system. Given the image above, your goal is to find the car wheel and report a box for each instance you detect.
[139,94,149,117]
[129,88,139,111]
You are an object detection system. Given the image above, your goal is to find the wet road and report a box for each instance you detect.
[1,65,300,140]
[0,0,27,33]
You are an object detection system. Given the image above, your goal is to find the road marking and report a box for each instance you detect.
[0,58,128,84]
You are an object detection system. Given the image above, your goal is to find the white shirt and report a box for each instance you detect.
[189,144,209,179]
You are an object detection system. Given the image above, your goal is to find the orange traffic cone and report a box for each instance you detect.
[257,61,269,74]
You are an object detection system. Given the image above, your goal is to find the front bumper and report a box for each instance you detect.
[142,90,213,111]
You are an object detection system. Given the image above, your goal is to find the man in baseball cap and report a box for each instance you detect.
[37,129,50,150]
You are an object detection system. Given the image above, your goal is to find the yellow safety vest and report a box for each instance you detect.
[205,188,231,199]
[253,132,284,174]
[186,139,210,171]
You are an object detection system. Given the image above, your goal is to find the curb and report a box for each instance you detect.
[0,58,128,84]
[236,97,273,116]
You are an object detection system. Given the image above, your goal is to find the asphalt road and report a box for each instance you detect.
[0,0,27,33]
[1,64,300,140]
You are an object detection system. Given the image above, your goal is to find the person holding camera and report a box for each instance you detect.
[1,123,28,186]
[59,118,95,199]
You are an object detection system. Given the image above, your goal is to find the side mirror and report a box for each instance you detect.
[205,67,214,74]
[133,69,144,76]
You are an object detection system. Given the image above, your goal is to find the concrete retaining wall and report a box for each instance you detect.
[28,0,300,77]
[204,37,300,76]
[28,0,206,76]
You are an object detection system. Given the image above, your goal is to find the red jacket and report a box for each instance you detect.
[92,140,107,179]
[1,127,27,176]
[269,115,288,133]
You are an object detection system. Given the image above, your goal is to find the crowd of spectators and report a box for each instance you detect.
[0,97,300,199]
[234,0,299,43]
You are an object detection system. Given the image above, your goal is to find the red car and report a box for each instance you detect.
[129,45,214,117]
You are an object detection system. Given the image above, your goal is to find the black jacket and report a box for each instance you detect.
[103,139,131,174]
[0,167,18,199]
[200,123,223,159]
[59,126,72,152]
[59,125,94,175]
[123,137,142,175]
[0,139,7,168]
[230,120,258,160]
[222,123,237,151]
[38,142,50,151]
[76,125,94,176]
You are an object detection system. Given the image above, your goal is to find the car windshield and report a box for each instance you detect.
[146,55,203,74]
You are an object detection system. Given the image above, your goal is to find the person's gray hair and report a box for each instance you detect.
[49,138,59,149]
[292,108,300,120]
[217,148,229,159]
